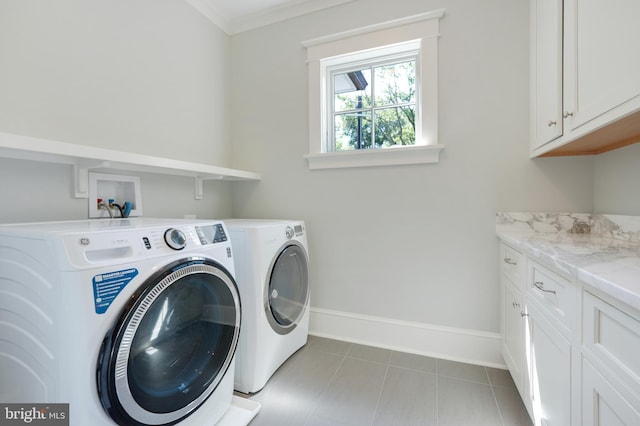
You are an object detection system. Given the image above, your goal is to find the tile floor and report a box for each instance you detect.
[235,336,532,426]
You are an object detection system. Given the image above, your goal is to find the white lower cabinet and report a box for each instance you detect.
[499,241,640,426]
[499,243,526,394]
[582,358,640,425]
[501,278,524,388]
[526,301,572,426]
[581,291,640,425]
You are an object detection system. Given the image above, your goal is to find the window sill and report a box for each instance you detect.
[304,144,444,170]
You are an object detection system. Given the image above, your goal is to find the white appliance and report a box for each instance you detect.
[224,219,310,394]
[0,218,241,426]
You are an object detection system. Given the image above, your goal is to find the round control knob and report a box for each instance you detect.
[164,228,187,250]
[285,226,294,240]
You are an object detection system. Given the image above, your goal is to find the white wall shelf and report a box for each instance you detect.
[0,132,260,200]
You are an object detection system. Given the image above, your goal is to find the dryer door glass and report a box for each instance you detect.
[98,259,240,426]
[266,244,309,333]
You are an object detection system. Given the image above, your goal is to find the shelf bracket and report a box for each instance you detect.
[195,177,204,200]
[73,165,89,198]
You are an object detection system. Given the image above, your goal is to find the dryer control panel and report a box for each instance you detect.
[285,224,305,240]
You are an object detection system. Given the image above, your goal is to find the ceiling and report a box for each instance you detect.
[186,0,355,34]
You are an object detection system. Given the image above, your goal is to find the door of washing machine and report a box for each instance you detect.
[264,242,309,335]
[97,257,240,426]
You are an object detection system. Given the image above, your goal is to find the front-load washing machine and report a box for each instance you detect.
[224,219,310,394]
[0,218,241,426]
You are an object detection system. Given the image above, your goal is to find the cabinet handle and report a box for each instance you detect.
[512,301,520,308]
[503,257,517,266]
[534,281,556,294]
[547,120,557,127]
[563,111,574,118]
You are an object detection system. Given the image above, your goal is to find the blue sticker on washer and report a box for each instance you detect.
[92,268,138,314]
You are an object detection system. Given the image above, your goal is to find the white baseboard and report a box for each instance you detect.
[309,307,505,369]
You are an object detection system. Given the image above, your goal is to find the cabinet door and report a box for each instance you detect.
[502,279,523,388]
[532,0,563,148]
[564,0,640,130]
[582,358,640,425]
[583,291,640,396]
[526,302,571,426]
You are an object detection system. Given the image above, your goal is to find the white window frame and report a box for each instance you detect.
[303,10,445,170]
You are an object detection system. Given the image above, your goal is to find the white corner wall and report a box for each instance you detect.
[229,0,595,365]
[594,143,640,215]
[0,0,234,223]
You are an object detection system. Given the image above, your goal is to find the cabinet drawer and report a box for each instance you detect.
[527,261,577,332]
[500,243,524,286]
[583,291,640,393]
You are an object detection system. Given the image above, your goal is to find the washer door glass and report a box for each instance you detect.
[265,243,309,334]
[98,259,240,426]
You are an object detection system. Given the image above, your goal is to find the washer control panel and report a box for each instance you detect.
[160,224,228,250]
[195,224,227,245]
[164,228,187,250]
[53,220,231,267]
[139,223,229,252]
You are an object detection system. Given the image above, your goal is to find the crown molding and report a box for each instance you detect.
[185,0,232,33]
[186,0,355,35]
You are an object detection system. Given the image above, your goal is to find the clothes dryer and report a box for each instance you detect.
[0,218,241,426]
[224,220,310,394]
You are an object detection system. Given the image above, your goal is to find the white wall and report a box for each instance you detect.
[0,0,234,223]
[0,158,233,223]
[594,143,640,215]
[230,0,595,340]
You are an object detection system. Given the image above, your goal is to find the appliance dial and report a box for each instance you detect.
[285,226,294,240]
[164,228,186,250]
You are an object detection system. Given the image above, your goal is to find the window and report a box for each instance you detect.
[303,10,445,169]
[330,48,418,151]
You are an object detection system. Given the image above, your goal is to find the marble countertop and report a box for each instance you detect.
[497,224,640,312]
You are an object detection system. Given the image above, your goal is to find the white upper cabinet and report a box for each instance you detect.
[532,0,563,148]
[531,0,640,156]
[567,0,640,129]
